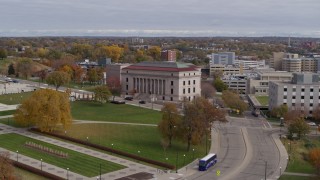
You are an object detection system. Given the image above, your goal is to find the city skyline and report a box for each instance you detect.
[0,0,319,37]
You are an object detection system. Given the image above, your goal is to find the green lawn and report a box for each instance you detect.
[282,138,318,174]
[255,96,269,106]
[0,133,125,177]
[71,101,162,124]
[0,109,15,116]
[0,92,33,105]
[56,123,208,168]
[0,118,25,127]
[279,175,312,180]
[14,167,48,180]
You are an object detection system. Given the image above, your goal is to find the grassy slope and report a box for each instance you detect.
[0,109,16,116]
[71,101,162,124]
[279,175,312,180]
[14,167,48,180]
[282,138,317,174]
[56,123,208,168]
[0,92,33,105]
[255,95,269,106]
[0,133,125,177]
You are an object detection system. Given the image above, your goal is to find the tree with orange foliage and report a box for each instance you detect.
[310,148,320,174]
[0,152,15,180]
[59,64,74,79]
[72,65,85,83]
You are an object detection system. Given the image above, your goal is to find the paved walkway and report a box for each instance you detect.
[0,103,18,111]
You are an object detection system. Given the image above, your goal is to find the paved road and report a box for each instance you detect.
[187,113,287,180]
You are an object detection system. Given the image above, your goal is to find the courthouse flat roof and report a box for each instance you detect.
[123,61,199,72]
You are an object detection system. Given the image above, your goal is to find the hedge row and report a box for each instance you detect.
[30,128,175,170]
[12,161,65,180]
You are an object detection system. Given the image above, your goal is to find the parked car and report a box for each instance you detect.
[5,78,12,82]
[124,97,133,101]
[307,122,317,126]
[111,100,125,104]
[12,79,19,83]
[139,100,146,104]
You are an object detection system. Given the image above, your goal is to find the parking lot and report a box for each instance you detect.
[0,81,36,94]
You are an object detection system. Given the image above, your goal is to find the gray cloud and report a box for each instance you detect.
[0,0,319,36]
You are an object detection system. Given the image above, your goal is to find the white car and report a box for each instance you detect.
[307,122,317,126]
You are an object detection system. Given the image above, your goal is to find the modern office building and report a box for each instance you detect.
[301,57,317,72]
[282,58,302,72]
[270,53,300,72]
[269,73,320,116]
[247,71,293,95]
[211,52,235,65]
[235,60,266,70]
[121,61,201,102]
[209,64,242,76]
[223,75,247,94]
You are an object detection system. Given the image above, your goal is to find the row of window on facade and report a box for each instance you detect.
[182,80,196,86]
[283,95,318,99]
[284,102,316,107]
[284,87,316,92]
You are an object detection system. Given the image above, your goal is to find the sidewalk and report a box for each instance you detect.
[0,103,18,111]
[270,133,289,179]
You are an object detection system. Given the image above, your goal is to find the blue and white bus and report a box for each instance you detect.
[198,153,217,171]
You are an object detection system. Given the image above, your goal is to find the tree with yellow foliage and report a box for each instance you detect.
[147,46,161,60]
[14,89,72,132]
[105,45,124,63]
[46,71,71,90]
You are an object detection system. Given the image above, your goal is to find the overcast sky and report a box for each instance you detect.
[0,0,319,37]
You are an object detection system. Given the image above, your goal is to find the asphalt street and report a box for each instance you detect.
[187,113,283,180]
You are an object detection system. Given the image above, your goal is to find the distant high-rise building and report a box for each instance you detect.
[211,52,235,65]
[131,37,144,44]
[161,50,176,62]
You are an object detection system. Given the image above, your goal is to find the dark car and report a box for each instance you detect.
[12,79,19,83]
[111,100,125,104]
[139,100,146,104]
[124,97,133,101]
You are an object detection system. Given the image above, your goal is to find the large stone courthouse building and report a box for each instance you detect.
[121,61,201,102]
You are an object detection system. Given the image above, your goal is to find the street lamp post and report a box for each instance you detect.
[262,160,267,180]
[192,149,195,160]
[279,167,282,177]
[183,154,186,166]
[16,150,19,162]
[175,151,179,173]
[40,159,43,171]
[99,163,102,180]
[67,168,69,180]
[206,133,208,155]
[86,136,89,142]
